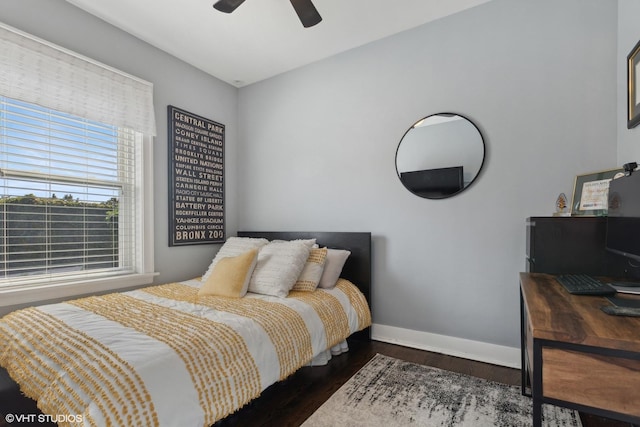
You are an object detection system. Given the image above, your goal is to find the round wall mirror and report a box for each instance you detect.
[395,113,485,199]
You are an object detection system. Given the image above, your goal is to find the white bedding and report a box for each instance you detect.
[0,278,371,427]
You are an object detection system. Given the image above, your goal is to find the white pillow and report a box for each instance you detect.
[202,237,269,282]
[248,240,311,297]
[272,238,316,248]
[318,248,351,289]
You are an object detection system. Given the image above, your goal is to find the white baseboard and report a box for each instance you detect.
[371,323,521,369]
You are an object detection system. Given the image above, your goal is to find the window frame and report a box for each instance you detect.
[0,23,157,308]
[0,134,155,308]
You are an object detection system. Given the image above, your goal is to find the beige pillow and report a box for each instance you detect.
[248,240,310,298]
[272,238,317,249]
[292,247,328,292]
[318,249,351,289]
[198,248,259,298]
[202,237,268,282]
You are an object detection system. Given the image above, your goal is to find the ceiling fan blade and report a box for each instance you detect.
[289,0,322,27]
[213,0,246,13]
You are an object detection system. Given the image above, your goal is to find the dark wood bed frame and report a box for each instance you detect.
[0,231,372,422]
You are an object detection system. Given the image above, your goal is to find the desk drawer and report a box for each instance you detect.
[543,348,640,417]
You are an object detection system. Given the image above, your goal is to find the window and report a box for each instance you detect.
[0,23,156,306]
[1,97,139,286]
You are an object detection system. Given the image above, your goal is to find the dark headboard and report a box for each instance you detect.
[237,231,371,340]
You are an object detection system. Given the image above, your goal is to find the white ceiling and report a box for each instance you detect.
[65,0,491,87]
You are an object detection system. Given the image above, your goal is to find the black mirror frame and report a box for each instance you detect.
[395,112,486,199]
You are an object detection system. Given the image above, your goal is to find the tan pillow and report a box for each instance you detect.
[292,247,328,292]
[201,237,268,282]
[198,248,259,298]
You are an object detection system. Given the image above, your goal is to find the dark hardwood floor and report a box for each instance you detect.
[215,339,632,427]
[0,340,632,426]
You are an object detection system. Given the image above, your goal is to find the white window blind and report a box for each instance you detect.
[0,97,138,288]
[0,22,156,136]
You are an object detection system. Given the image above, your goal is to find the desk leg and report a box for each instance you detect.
[532,339,543,427]
[520,289,528,396]
[533,398,542,427]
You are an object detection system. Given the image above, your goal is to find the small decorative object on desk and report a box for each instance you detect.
[553,193,570,216]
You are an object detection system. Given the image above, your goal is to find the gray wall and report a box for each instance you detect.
[1,0,237,295]
[618,0,640,163]
[237,0,618,348]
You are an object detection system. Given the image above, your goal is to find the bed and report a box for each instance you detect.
[0,231,372,427]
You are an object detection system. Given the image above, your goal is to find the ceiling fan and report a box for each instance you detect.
[213,0,322,28]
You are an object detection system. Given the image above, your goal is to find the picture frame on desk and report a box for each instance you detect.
[571,168,625,216]
[628,39,640,129]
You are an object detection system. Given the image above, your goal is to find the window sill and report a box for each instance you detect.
[0,272,158,308]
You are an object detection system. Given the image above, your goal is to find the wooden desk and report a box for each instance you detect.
[520,273,640,427]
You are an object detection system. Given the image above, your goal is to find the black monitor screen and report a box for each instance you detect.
[399,166,463,198]
[606,173,640,262]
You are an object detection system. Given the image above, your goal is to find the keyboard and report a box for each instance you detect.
[555,274,616,296]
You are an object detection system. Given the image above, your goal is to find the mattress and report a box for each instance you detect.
[0,278,371,427]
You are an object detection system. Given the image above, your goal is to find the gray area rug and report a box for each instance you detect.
[302,354,582,427]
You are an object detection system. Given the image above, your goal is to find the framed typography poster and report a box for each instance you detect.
[168,105,225,246]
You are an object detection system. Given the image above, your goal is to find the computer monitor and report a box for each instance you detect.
[606,172,640,263]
